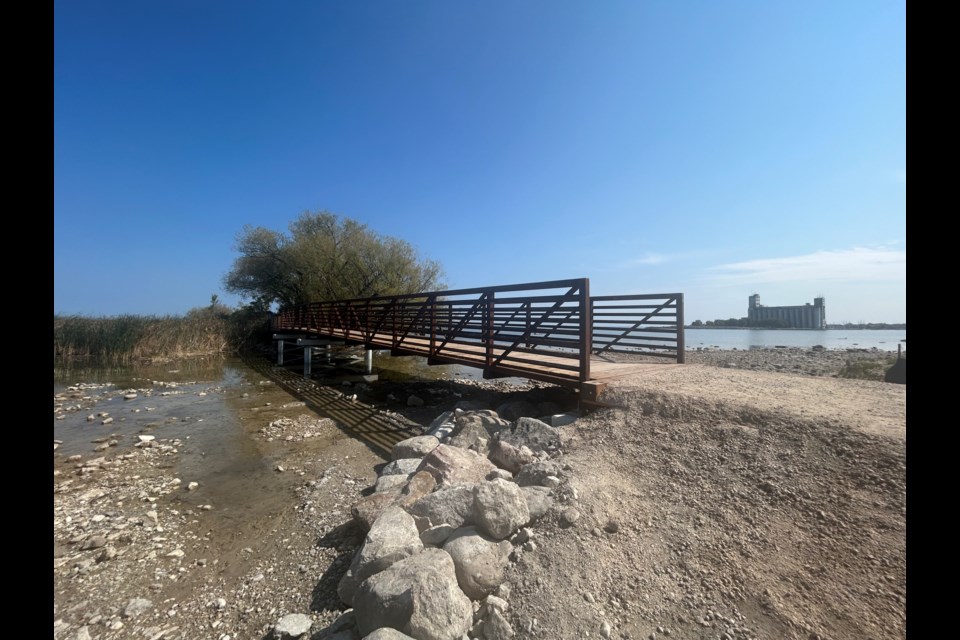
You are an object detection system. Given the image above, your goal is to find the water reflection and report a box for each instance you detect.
[53,355,230,392]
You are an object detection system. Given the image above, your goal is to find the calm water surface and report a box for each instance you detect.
[684,328,906,351]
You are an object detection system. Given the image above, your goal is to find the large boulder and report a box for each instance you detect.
[520,485,554,520]
[351,472,436,531]
[417,444,498,487]
[351,491,402,531]
[363,630,418,640]
[338,506,424,606]
[487,439,535,475]
[353,548,472,640]
[375,474,410,493]
[381,458,423,476]
[392,435,440,461]
[499,417,561,454]
[449,411,510,451]
[472,478,530,540]
[442,526,511,600]
[406,484,476,530]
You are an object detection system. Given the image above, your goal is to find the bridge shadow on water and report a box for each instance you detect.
[240,352,422,460]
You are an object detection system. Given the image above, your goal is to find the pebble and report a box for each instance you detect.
[600,621,612,638]
[559,508,580,527]
[123,598,153,618]
[187,482,199,491]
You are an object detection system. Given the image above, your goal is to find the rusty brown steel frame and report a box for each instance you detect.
[271,278,591,386]
[270,279,684,388]
[590,293,685,363]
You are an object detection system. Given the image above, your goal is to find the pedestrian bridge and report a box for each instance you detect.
[269,278,684,403]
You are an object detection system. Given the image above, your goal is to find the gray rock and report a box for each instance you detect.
[442,526,510,600]
[407,395,425,407]
[426,411,456,441]
[375,474,410,493]
[406,485,476,530]
[421,523,457,547]
[397,471,437,508]
[548,412,578,427]
[559,508,581,527]
[484,607,516,639]
[354,548,472,640]
[80,535,106,550]
[487,468,513,481]
[326,609,356,634]
[481,595,509,615]
[449,412,510,450]
[487,439,535,474]
[520,486,554,520]
[363,629,418,640]
[74,627,92,640]
[500,417,561,454]
[473,479,530,540]
[417,445,498,487]
[122,598,153,618]
[352,491,403,531]
[382,458,423,476]
[392,435,440,461]
[272,613,313,639]
[515,461,568,487]
[339,506,424,606]
[495,400,538,422]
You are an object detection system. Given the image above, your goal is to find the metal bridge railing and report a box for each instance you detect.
[271,278,593,385]
[590,293,685,363]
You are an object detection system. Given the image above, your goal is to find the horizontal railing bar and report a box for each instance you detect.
[590,293,682,302]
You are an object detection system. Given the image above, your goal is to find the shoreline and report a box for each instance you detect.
[53,349,905,639]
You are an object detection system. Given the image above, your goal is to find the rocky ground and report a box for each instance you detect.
[53,348,906,640]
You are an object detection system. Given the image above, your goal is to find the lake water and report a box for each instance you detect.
[684,328,906,352]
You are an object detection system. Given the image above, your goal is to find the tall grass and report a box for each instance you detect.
[54,304,268,365]
[837,355,898,381]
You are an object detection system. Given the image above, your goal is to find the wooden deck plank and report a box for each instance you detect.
[297,325,678,388]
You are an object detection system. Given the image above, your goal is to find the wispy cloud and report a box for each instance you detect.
[620,253,668,267]
[708,247,906,284]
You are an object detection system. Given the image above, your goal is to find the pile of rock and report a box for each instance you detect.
[302,402,578,640]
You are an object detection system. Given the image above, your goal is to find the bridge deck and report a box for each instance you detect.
[284,324,679,400]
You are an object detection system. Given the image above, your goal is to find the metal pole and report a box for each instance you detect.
[365,349,373,374]
[326,344,332,364]
[277,340,284,365]
[304,346,312,377]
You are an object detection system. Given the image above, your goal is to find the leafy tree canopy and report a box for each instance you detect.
[223,211,446,309]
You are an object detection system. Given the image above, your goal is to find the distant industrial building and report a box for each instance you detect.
[748,294,826,329]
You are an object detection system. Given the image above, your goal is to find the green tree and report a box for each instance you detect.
[223,211,446,308]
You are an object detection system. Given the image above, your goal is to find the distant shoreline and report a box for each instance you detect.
[685,326,906,331]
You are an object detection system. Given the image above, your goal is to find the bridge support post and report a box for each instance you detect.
[304,346,312,377]
[365,349,373,374]
[277,340,284,365]
[326,344,332,364]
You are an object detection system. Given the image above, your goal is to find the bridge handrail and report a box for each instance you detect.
[591,293,685,363]
[271,278,593,383]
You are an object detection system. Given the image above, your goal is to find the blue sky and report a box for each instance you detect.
[54,0,906,324]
